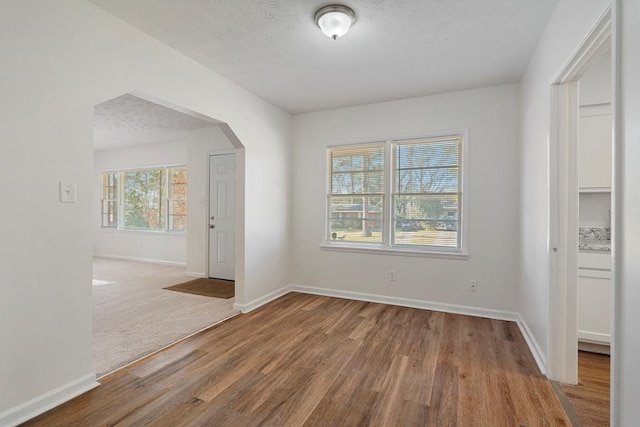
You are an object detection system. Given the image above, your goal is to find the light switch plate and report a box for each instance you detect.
[60,182,77,203]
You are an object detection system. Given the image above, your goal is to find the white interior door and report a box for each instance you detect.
[209,154,235,280]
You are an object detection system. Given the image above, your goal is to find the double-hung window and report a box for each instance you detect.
[100,165,188,232]
[326,132,467,255]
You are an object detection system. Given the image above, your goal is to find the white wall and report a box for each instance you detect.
[615,0,640,423]
[580,52,612,106]
[0,0,291,420]
[93,140,188,265]
[579,193,611,228]
[517,0,610,366]
[291,84,520,312]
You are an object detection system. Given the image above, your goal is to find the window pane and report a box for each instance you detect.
[331,171,384,194]
[396,167,459,193]
[331,145,384,195]
[396,139,459,169]
[123,169,164,231]
[329,195,383,243]
[168,167,188,231]
[168,200,187,231]
[169,167,187,198]
[101,200,118,228]
[101,173,118,200]
[393,194,459,248]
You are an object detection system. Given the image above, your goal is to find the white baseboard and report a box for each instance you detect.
[578,340,610,355]
[0,374,99,427]
[233,286,290,313]
[578,330,611,344]
[289,284,519,321]
[186,271,207,278]
[93,254,186,267]
[516,314,547,375]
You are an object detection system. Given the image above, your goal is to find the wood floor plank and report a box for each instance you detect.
[561,351,610,426]
[22,293,572,426]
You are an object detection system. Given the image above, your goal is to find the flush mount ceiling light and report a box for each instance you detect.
[314,4,356,40]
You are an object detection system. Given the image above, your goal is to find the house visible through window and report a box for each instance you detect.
[327,133,466,254]
[100,165,187,232]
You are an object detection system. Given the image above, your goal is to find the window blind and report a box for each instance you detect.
[393,136,462,248]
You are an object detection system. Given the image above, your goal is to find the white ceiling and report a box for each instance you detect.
[88,0,558,114]
[94,94,216,150]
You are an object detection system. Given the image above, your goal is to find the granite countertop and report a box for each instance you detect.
[579,227,611,252]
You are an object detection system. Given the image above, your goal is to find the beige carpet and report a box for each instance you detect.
[92,257,239,378]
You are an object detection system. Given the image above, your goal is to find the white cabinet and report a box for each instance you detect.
[579,104,612,191]
[578,252,611,344]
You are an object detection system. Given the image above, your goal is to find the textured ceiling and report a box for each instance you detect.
[94,94,216,150]
[89,0,559,114]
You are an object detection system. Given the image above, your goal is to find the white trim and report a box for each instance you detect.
[548,80,580,385]
[579,186,612,193]
[93,254,186,267]
[99,163,187,174]
[320,244,469,259]
[516,314,548,375]
[206,148,240,156]
[548,6,612,385]
[289,284,518,321]
[611,1,621,423]
[578,330,611,344]
[129,91,223,127]
[97,228,186,236]
[324,129,470,148]
[552,6,612,84]
[232,286,290,314]
[0,374,98,427]
[186,271,207,278]
[580,103,611,117]
[578,268,611,279]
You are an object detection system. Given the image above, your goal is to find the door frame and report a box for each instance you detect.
[548,6,612,385]
[206,146,245,302]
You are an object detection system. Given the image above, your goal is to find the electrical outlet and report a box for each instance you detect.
[469,280,478,292]
[606,208,612,221]
[388,271,396,281]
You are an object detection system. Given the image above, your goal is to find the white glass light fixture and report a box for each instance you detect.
[314,4,356,40]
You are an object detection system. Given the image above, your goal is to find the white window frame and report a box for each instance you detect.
[322,130,469,259]
[100,164,188,234]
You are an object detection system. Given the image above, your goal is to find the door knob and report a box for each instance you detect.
[210,224,215,229]
[210,216,215,220]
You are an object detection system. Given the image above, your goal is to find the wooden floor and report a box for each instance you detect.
[561,351,610,426]
[24,293,570,426]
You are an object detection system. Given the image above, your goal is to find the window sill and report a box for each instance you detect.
[320,243,469,259]
[99,228,186,236]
